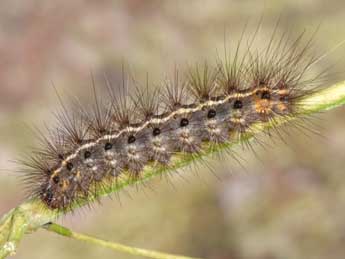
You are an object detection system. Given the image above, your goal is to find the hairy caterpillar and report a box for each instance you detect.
[15,24,334,213]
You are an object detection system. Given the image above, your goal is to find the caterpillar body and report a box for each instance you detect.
[20,28,328,211]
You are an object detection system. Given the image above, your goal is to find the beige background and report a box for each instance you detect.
[1,1,345,259]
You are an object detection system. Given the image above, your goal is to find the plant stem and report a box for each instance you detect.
[1,80,345,259]
[43,223,202,259]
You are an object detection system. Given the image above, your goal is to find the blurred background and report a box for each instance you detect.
[1,0,345,259]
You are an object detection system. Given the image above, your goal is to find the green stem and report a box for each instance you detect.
[1,81,345,259]
[43,223,202,259]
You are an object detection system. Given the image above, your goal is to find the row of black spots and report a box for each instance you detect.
[85,130,150,180]
[148,105,227,162]
[41,100,241,209]
[47,127,150,206]
[46,94,257,209]
[42,91,276,210]
[150,102,230,154]
[139,112,203,161]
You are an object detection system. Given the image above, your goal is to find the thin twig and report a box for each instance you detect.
[43,223,203,259]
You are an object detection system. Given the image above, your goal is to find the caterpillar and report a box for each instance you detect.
[17,25,332,212]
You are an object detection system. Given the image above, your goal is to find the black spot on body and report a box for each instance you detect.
[52,175,60,184]
[233,100,243,109]
[207,109,216,119]
[180,118,189,127]
[261,91,271,99]
[128,135,136,144]
[84,151,91,159]
[66,162,74,171]
[104,142,113,150]
[153,127,161,136]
